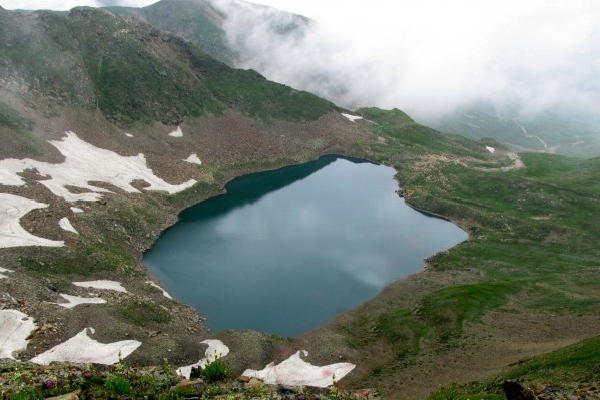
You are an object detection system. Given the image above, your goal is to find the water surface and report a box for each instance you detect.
[144,156,467,337]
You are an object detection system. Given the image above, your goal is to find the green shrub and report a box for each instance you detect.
[105,375,131,395]
[190,358,231,383]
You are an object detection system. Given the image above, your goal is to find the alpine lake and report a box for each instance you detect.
[144,155,468,337]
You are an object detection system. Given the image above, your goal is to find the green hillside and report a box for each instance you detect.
[0,6,335,126]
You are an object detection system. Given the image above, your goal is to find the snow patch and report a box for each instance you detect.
[184,153,202,165]
[72,280,128,293]
[177,339,230,379]
[30,328,141,365]
[0,193,64,248]
[0,267,14,280]
[0,131,196,202]
[124,133,134,138]
[53,294,107,309]
[59,217,79,235]
[486,146,495,154]
[341,113,363,122]
[169,126,183,137]
[146,281,173,299]
[242,350,355,388]
[0,310,37,360]
[70,207,84,214]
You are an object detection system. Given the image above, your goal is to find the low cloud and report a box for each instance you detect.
[211,0,600,121]
[2,0,598,122]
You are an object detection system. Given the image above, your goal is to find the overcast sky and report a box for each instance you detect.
[1,0,599,121]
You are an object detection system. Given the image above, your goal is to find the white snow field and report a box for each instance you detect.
[59,217,79,234]
[72,280,128,293]
[30,328,141,365]
[242,350,355,388]
[0,131,196,202]
[341,113,363,122]
[168,126,183,137]
[0,193,64,248]
[184,153,202,165]
[54,294,107,309]
[0,310,37,359]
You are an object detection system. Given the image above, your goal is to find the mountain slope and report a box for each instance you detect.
[2,5,600,400]
[104,0,311,67]
[0,5,370,368]
[0,6,335,128]
[104,0,236,64]
[103,0,600,159]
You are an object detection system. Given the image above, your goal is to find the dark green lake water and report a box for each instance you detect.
[144,156,467,337]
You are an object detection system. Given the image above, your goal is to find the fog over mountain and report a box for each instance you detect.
[2,0,599,134]
[210,0,600,123]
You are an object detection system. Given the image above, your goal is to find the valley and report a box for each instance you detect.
[0,3,600,399]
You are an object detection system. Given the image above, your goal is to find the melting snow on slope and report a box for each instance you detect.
[178,339,230,379]
[242,350,355,388]
[341,113,363,122]
[70,207,84,213]
[146,281,173,299]
[30,328,141,365]
[53,294,107,309]
[0,131,196,202]
[169,126,183,137]
[0,310,37,360]
[59,217,79,234]
[184,153,202,165]
[0,267,14,279]
[0,193,64,248]
[72,280,128,293]
[486,146,495,154]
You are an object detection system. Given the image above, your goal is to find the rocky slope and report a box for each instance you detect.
[0,5,375,371]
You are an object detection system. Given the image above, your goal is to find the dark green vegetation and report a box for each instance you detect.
[0,101,32,132]
[191,358,231,383]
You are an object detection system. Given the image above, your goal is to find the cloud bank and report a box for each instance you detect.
[2,0,598,122]
[212,0,600,121]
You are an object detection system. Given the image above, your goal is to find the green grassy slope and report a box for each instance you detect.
[104,0,236,64]
[332,107,600,396]
[0,7,336,127]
